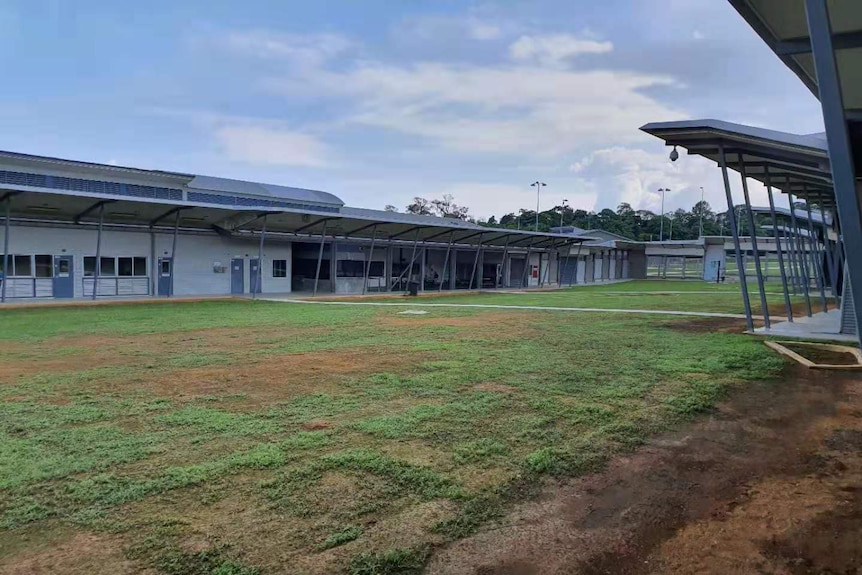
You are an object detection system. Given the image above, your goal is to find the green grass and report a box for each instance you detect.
[0,288,788,574]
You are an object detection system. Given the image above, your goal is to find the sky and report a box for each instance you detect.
[0,0,825,220]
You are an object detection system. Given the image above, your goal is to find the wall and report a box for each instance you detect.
[703,243,726,281]
[627,251,647,279]
[1,223,292,297]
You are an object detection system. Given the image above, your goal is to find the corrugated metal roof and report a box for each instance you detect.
[187,175,343,207]
[640,119,828,152]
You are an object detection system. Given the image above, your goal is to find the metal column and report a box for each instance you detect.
[468,234,483,290]
[92,203,105,301]
[1,196,10,303]
[254,215,267,300]
[497,235,511,289]
[362,225,378,296]
[765,168,794,322]
[520,238,536,289]
[803,198,828,312]
[719,145,754,331]
[821,217,838,302]
[788,191,813,316]
[169,209,180,298]
[739,158,771,328]
[439,232,455,292]
[559,241,571,287]
[312,221,328,297]
[570,241,583,286]
[806,0,862,342]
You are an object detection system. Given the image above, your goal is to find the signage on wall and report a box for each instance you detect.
[531,265,539,279]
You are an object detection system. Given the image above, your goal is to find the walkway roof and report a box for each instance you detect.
[640,119,836,208]
[0,150,579,250]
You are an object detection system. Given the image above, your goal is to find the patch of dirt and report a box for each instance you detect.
[378,312,526,329]
[130,347,419,403]
[473,383,517,393]
[0,533,149,575]
[662,316,748,334]
[301,420,331,430]
[783,343,860,366]
[427,367,862,575]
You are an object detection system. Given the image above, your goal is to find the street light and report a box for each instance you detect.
[531,181,546,231]
[560,198,568,228]
[658,187,670,241]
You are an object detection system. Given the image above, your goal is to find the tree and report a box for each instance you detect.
[384,205,399,212]
[405,197,433,216]
[431,194,470,220]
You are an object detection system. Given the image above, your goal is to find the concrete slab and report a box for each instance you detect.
[751,310,858,343]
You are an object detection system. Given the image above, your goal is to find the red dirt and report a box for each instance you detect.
[1,533,150,575]
[428,367,862,575]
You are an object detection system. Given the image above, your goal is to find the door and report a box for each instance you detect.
[249,258,261,294]
[157,258,173,296]
[53,255,74,298]
[231,258,245,294]
[560,258,578,285]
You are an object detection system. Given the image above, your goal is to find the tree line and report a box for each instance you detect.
[390,195,773,241]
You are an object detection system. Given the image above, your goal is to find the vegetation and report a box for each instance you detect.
[0,285,787,574]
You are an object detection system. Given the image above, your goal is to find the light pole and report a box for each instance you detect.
[658,188,670,240]
[531,181,546,232]
[560,198,568,228]
[669,212,674,240]
[699,186,705,238]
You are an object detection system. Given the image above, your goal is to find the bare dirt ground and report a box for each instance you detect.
[429,366,862,575]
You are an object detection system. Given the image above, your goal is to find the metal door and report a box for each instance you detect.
[53,255,74,298]
[231,258,244,294]
[249,258,261,294]
[560,259,578,285]
[158,258,173,296]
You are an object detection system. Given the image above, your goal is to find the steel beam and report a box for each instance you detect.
[765,167,794,321]
[739,157,771,328]
[439,231,455,292]
[804,198,828,312]
[149,206,191,227]
[169,209,180,298]
[520,238,536,289]
[468,234,483,290]
[719,145,754,331]
[788,191,813,316]
[92,203,106,300]
[497,235,512,289]
[1,196,9,303]
[74,199,116,225]
[312,220,328,297]
[389,226,428,241]
[254,215,266,299]
[806,0,862,343]
[296,217,337,234]
[362,225,378,296]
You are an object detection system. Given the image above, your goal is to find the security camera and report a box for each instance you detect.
[669,146,679,162]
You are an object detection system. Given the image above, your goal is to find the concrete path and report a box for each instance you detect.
[261,298,749,319]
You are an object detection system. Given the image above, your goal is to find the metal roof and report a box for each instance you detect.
[640,119,835,207]
[728,0,862,110]
[0,151,581,250]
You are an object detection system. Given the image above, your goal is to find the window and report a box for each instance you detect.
[84,256,96,277]
[272,259,287,278]
[13,255,31,277]
[99,257,115,276]
[35,255,53,278]
[118,257,134,277]
[336,260,365,278]
[160,260,171,276]
[57,259,70,275]
[133,257,147,276]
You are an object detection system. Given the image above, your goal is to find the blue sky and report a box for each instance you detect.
[0,0,824,219]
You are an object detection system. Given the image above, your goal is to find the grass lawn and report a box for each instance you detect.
[0,291,786,574]
[340,279,802,316]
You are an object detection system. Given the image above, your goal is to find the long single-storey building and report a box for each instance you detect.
[0,150,650,302]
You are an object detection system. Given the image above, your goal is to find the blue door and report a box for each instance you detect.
[158,258,173,296]
[53,255,74,298]
[231,258,244,294]
[249,258,261,294]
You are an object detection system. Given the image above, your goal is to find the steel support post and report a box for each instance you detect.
[739,158,771,328]
[149,229,156,297]
[312,220,328,297]
[788,191,813,316]
[468,234,483,290]
[254,215,267,299]
[822,219,838,301]
[806,0,862,342]
[571,241,583,286]
[559,241,571,287]
[92,203,106,301]
[362,225,378,296]
[782,188,803,296]
[803,199,828,312]
[169,209,180,298]
[765,169,794,321]
[1,197,9,303]
[439,231,455,292]
[497,235,511,289]
[719,145,754,331]
[520,239,535,289]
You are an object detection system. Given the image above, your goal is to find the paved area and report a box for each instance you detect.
[262,298,749,319]
[752,309,858,343]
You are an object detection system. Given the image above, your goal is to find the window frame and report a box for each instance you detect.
[272,259,287,278]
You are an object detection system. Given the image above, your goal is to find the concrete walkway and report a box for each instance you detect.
[752,310,858,343]
[261,297,749,319]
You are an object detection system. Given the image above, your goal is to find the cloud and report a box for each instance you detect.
[508,33,613,67]
[214,125,330,168]
[469,22,502,40]
[222,30,351,68]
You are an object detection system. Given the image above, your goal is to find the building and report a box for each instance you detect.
[0,151,649,302]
